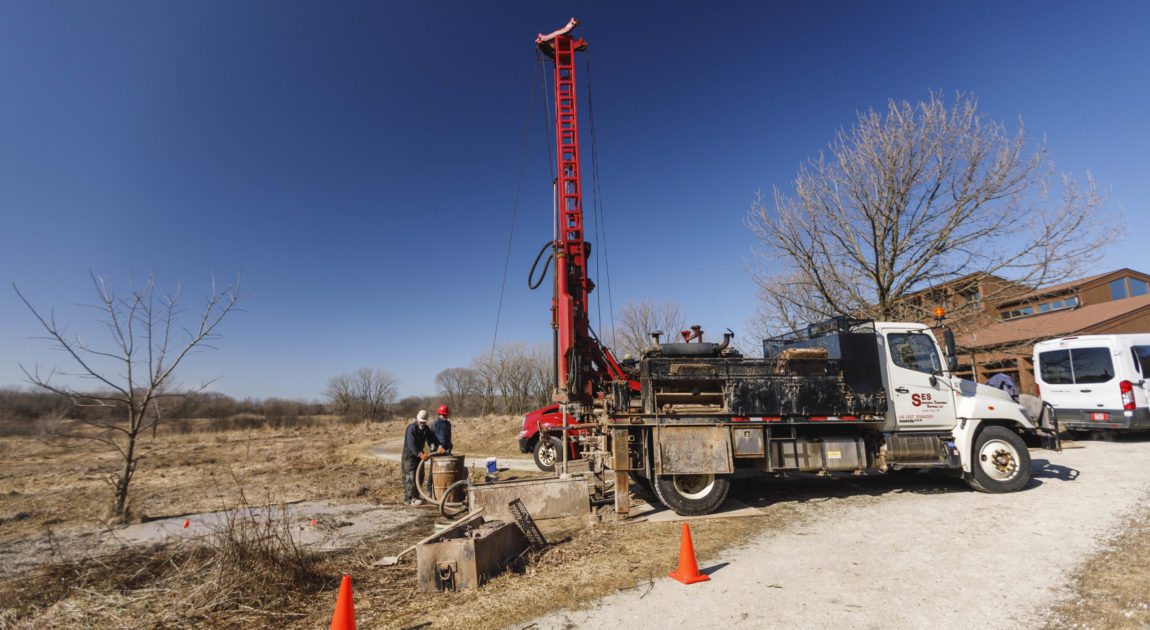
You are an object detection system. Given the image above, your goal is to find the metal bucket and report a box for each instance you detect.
[430,455,467,502]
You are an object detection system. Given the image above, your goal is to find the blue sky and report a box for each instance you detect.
[2,2,1147,401]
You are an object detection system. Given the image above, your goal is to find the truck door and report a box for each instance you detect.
[883,330,958,431]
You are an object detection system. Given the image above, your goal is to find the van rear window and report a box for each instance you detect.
[1039,349,1072,384]
[1134,345,1150,376]
[1038,347,1115,384]
[1071,347,1115,383]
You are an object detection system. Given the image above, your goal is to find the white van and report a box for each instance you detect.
[1033,334,1150,432]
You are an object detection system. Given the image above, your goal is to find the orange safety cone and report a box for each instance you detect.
[182,519,189,529]
[329,574,356,630]
[668,523,710,585]
[311,518,317,527]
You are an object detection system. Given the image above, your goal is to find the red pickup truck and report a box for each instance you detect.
[517,404,585,471]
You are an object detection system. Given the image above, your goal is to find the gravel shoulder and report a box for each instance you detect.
[531,438,1150,629]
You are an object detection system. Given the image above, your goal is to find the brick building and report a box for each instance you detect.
[908,269,1150,394]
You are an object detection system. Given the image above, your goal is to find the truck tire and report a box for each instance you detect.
[652,473,730,516]
[533,437,562,472]
[966,426,1031,493]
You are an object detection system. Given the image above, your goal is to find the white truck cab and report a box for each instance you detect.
[874,322,1050,491]
[1033,334,1150,432]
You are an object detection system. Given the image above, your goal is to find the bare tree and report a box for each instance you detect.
[615,299,686,358]
[321,373,354,417]
[746,91,1118,336]
[435,367,479,414]
[323,368,398,421]
[15,271,245,520]
[352,367,398,420]
[468,353,498,415]
[527,344,553,408]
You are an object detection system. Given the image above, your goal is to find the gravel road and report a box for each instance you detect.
[529,437,1150,629]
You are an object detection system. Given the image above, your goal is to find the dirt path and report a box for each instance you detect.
[528,439,1150,629]
[371,439,540,472]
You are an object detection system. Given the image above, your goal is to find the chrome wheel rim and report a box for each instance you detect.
[978,439,1020,481]
[672,474,716,500]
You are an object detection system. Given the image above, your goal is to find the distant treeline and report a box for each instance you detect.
[0,388,336,436]
[1,341,560,436]
[0,386,541,437]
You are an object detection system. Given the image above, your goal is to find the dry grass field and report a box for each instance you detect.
[0,415,766,628]
[1,418,1147,629]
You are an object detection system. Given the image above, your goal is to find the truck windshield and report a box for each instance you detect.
[888,333,942,374]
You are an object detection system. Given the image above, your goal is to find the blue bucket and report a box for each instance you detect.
[486,457,497,473]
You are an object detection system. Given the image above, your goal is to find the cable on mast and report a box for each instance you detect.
[490,59,540,360]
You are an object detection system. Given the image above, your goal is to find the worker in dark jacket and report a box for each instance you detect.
[402,410,440,505]
[424,404,455,497]
[433,404,453,454]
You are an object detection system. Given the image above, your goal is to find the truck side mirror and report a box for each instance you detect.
[943,329,958,372]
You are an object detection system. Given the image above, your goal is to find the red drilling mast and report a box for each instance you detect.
[536,19,635,406]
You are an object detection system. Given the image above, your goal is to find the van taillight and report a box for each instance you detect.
[1036,384,1040,396]
[1120,380,1136,410]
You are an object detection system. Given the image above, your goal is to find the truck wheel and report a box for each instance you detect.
[967,426,1031,493]
[652,473,730,516]
[533,437,562,472]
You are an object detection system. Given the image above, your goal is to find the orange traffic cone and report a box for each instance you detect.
[330,575,356,630]
[182,519,189,529]
[311,518,317,527]
[668,523,710,584]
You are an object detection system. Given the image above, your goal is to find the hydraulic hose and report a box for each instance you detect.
[439,479,474,520]
[528,241,554,290]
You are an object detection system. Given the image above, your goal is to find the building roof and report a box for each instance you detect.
[899,272,1004,300]
[958,292,1150,349]
[995,270,1130,307]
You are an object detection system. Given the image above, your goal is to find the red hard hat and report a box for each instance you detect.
[437,404,450,416]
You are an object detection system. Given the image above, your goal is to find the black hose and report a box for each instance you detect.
[528,241,553,290]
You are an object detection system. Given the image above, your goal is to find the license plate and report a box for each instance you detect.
[1091,412,1109,421]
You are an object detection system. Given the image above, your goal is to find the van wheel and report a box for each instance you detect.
[652,473,730,516]
[967,426,1031,493]
[532,437,562,472]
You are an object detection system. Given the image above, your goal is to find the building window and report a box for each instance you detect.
[1109,277,1150,300]
[1000,305,1035,320]
[1132,278,1149,297]
[1111,278,1130,300]
[1002,295,1078,320]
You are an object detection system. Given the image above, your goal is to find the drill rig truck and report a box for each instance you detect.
[528,19,1060,517]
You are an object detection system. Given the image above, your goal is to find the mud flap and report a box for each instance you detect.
[1037,402,1062,452]
[654,426,733,475]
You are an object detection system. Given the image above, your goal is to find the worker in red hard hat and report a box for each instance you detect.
[432,404,453,454]
[423,404,455,498]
